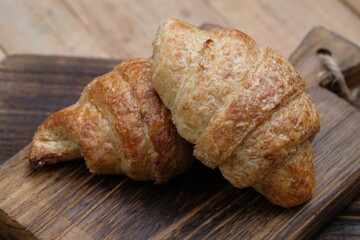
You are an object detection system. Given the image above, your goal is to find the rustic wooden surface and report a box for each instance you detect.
[0,28,360,239]
[1,0,360,61]
[0,1,360,239]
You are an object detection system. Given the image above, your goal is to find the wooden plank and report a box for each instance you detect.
[0,0,108,58]
[1,0,359,62]
[62,0,227,59]
[0,148,225,240]
[0,55,120,76]
[316,195,360,239]
[0,0,227,60]
[205,0,360,57]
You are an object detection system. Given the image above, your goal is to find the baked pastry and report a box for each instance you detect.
[29,59,193,184]
[152,18,320,207]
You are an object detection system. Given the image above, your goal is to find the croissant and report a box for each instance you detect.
[29,59,193,184]
[152,18,320,207]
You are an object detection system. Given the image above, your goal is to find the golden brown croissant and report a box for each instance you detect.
[29,59,193,184]
[152,18,320,207]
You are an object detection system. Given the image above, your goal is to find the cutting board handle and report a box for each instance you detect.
[289,27,360,100]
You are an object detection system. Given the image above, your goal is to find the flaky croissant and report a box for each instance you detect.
[152,18,320,207]
[29,59,193,184]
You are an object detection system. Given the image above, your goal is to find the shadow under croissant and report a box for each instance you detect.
[31,153,311,212]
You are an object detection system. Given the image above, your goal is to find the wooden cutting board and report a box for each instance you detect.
[0,27,360,240]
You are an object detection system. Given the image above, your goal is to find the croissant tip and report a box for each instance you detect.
[29,158,41,169]
[28,146,42,168]
[273,197,313,208]
[28,155,53,168]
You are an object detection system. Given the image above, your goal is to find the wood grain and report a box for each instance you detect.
[61,0,227,59]
[0,28,360,239]
[316,195,360,239]
[205,0,360,57]
[2,0,360,60]
[0,55,119,163]
[0,0,108,58]
[0,0,226,60]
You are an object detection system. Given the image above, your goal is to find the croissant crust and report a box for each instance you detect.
[29,59,193,184]
[152,18,320,207]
